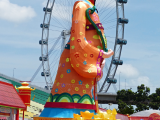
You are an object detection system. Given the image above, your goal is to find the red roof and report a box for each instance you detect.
[0,81,26,109]
[0,117,7,119]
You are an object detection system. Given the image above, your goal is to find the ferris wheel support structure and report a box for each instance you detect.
[99,0,128,93]
[40,0,55,90]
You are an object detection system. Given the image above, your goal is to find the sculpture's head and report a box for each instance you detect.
[88,0,96,5]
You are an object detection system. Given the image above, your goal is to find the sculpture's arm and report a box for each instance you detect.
[70,1,103,78]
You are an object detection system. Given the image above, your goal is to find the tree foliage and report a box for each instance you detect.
[117,89,135,115]
[134,84,150,112]
[117,89,135,102]
[149,88,160,110]
[116,84,151,114]
[117,100,134,115]
[116,84,160,114]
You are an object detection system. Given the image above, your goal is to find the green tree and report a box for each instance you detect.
[149,88,160,110]
[134,84,150,112]
[117,84,151,114]
[117,89,135,102]
[117,89,135,114]
[117,100,134,115]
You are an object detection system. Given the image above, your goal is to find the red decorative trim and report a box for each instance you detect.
[74,53,79,58]
[90,54,93,58]
[94,78,96,113]
[0,81,12,86]
[77,39,81,42]
[0,112,10,116]
[0,102,26,109]
[96,50,103,78]
[86,23,104,31]
[72,30,75,33]
[44,102,96,110]
[34,117,76,120]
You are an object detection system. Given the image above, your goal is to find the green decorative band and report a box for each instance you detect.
[86,6,108,52]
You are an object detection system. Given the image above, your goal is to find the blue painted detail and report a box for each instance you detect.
[91,88,94,98]
[79,80,83,85]
[66,69,71,73]
[95,96,97,100]
[55,88,58,92]
[83,61,87,65]
[40,108,96,118]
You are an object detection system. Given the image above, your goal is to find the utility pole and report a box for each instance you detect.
[13,68,16,78]
[125,79,126,90]
[119,72,121,90]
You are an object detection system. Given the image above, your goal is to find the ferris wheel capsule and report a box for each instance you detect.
[118,0,128,3]
[118,18,129,24]
[43,7,52,12]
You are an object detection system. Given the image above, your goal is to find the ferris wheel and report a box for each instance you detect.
[39,0,128,92]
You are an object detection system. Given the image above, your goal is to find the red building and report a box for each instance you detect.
[0,80,26,120]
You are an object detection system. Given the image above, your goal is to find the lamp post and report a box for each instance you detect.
[119,72,121,90]
[125,79,126,90]
[13,68,16,78]
[108,103,112,110]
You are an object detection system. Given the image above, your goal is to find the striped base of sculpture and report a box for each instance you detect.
[34,109,119,120]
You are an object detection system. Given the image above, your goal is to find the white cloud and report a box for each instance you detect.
[117,64,139,78]
[0,0,36,22]
[130,76,151,87]
[42,0,47,7]
[120,81,129,88]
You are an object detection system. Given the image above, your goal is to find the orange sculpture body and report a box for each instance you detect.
[38,0,114,119]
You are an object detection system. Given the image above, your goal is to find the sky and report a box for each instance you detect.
[0,0,160,109]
